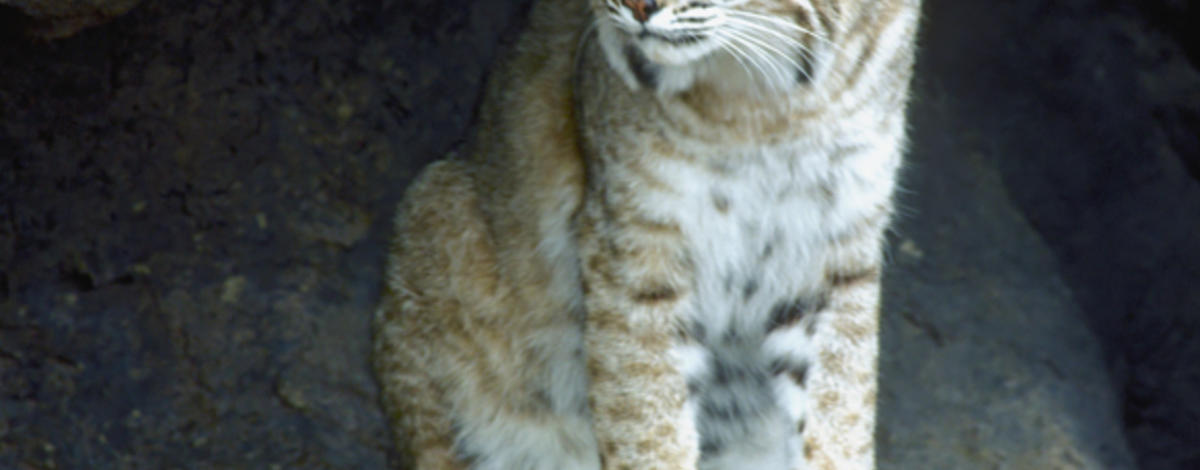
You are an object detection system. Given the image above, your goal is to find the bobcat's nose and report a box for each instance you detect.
[623,0,659,23]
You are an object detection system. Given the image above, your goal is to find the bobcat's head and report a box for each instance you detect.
[590,0,844,94]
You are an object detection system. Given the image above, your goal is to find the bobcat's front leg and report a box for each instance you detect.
[577,196,700,470]
[800,215,891,470]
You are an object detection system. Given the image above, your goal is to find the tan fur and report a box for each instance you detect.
[374,0,920,468]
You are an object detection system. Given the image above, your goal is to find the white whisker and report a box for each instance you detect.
[731,34,782,86]
[723,16,814,58]
[723,18,816,82]
[718,27,792,85]
[722,25,808,85]
[725,10,849,58]
[724,9,825,40]
[710,32,758,80]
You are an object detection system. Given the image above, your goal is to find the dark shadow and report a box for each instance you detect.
[877,0,1199,468]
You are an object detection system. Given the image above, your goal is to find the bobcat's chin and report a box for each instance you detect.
[597,22,801,98]
[631,31,721,66]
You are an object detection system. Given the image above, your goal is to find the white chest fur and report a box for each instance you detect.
[633,139,870,339]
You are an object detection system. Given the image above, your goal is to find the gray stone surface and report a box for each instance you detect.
[0,0,1196,468]
[1,0,529,467]
[903,1,1200,468]
[878,104,1136,469]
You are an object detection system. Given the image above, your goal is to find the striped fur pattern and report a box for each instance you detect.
[373,0,920,469]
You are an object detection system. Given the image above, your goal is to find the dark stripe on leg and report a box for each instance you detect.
[632,284,679,303]
[826,265,881,288]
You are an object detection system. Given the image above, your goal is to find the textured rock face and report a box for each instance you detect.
[913,0,1200,467]
[877,113,1137,469]
[0,0,1197,468]
[1,0,141,38]
[0,0,531,467]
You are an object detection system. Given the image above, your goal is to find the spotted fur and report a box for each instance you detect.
[373,0,920,469]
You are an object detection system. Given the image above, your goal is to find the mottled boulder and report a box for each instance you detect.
[0,1,530,468]
[910,0,1200,467]
[877,128,1137,469]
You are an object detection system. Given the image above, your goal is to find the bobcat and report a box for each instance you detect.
[373,0,920,468]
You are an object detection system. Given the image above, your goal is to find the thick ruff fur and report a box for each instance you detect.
[373,0,920,468]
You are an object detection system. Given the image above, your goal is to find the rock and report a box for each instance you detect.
[0,0,532,468]
[877,137,1136,468]
[913,0,1200,467]
[0,0,142,38]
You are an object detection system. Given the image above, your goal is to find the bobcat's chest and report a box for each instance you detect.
[612,140,852,466]
[635,142,841,340]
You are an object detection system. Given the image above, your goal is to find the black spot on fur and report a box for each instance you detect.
[701,395,743,421]
[712,191,731,213]
[742,278,760,299]
[532,387,554,411]
[711,356,771,389]
[789,361,810,387]
[770,358,811,388]
[760,240,775,260]
[711,359,742,386]
[624,44,659,89]
[797,417,807,434]
[769,358,787,376]
[695,353,779,463]
[766,294,828,332]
